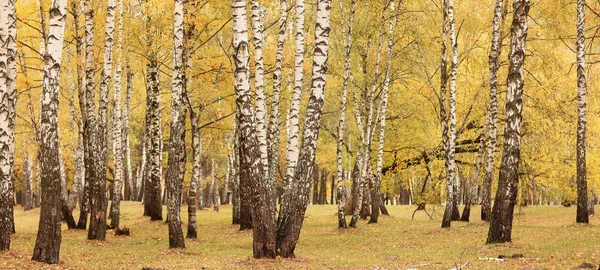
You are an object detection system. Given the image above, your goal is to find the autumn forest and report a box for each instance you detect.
[0,0,599,268]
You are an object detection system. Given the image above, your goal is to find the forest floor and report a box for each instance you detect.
[1,202,600,269]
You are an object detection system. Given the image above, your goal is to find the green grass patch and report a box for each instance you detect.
[2,202,599,269]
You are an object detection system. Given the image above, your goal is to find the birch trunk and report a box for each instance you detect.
[212,160,220,212]
[482,0,505,222]
[232,0,276,258]
[0,0,17,250]
[349,89,366,228]
[267,0,288,201]
[370,0,398,224]
[32,0,67,263]
[486,0,529,244]
[82,0,103,238]
[23,156,34,211]
[148,59,162,221]
[440,0,454,229]
[249,0,271,198]
[186,99,201,238]
[110,0,124,229]
[335,0,355,229]
[166,0,186,248]
[282,0,306,206]
[232,119,242,225]
[575,0,589,224]
[276,0,332,258]
[123,64,133,201]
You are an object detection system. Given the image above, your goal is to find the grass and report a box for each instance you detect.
[2,202,600,269]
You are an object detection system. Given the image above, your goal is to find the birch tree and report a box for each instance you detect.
[276,0,332,258]
[441,0,459,228]
[109,0,124,229]
[335,0,355,229]
[166,0,186,248]
[232,0,276,258]
[371,0,398,224]
[575,0,588,224]
[23,156,34,211]
[482,0,505,222]
[267,0,288,199]
[123,64,133,201]
[32,0,67,263]
[0,0,17,251]
[249,0,271,199]
[487,0,530,244]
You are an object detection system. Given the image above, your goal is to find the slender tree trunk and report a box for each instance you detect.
[232,0,276,258]
[371,0,398,224]
[575,0,589,224]
[276,0,332,258]
[232,121,242,225]
[110,0,124,229]
[487,0,529,244]
[123,65,133,201]
[147,58,163,221]
[0,0,17,250]
[166,0,186,248]
[23,156,33,211]
[267,0,288,208]
[349,88,366,228]
[335,0,355,229]
[249,0,272,204]
[186,102,201,238]
[32,0,67,262]
[212,160,220,212]
[440,0,453,228]
[482,0,505,223]
[282,0,306,209]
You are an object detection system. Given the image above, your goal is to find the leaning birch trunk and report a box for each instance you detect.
[349,90,366,228]
[249,0,271,197]
[123,64,133,201]
[110,0,124,229]
[166,0,186,248]
[486,0,529,244]
[32,0,67,263]
[232,0,276,258]
[267,0,288,201]
[335,0,355,229]
[370,0,398,224]
[461,116,488,221]
[0,0,17,251]
[276,0,331,258]
[575,0,589,224]
[281,0,306,206]
[482,0,505,222]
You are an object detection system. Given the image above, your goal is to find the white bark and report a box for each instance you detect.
[249,0,270,187]
[283,0,306,200]
[110,0,124,228]
[335,0,355,228]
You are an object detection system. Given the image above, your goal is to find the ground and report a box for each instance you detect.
[1,202,599,269]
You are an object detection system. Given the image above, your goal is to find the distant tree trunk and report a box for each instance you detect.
[276,0,331,258]
[222,152,230,204]
[231,121,241,225]
[0,0,17,250]
[371,0,398,224]
[32,0,67,262]
[575,0,589,224]
[312,164,319,204]
[349,153,363,227]
[320,168,327,204]
[211,159,219,212]
[486,0,529,244]
[123,64,133,201]
[482,0,505,223]
[110,0,124,229]
[335,0,354,228]
[232,0,275,258]
[267,0,288,208]
[23,156,34,211]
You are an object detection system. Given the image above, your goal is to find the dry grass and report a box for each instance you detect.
[1,202,600,269]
